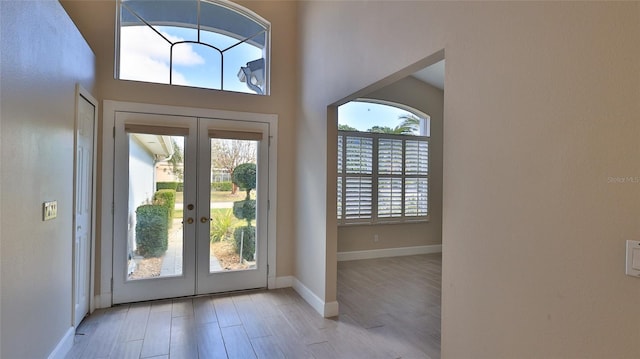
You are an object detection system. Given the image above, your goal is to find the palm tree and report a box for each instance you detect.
[397,114,421,134]
[367,114,421,135]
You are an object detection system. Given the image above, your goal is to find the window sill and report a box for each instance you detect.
[338,218,430,227]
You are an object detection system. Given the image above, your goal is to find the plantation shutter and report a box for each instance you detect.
[344,136,373,220]
[345,136,373,174]
[405,177,428,216]
[337,131,429,224]
[405,140,428,175]
[378,138,403,218]
[378,177,402,218]
[405,139,429,217]
[345,177,372,219]
[378,138,402,175]
[337,135,343,220]
[337,135,343,173]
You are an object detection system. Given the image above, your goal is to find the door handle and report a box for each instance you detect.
[186,217,194,224]
[200,217,211,223]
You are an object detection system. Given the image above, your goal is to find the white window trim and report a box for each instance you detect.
[99,100,278,307]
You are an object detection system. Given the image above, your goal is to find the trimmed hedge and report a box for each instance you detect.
[232,163,256,199]
[233,226,256,261]
[135,205,169,258]
[157,182,178,191]
[231,163,257,262]
[154,189,176,223]
[233,199,256,222]
[212,181,233,192]
[157,181,183,192]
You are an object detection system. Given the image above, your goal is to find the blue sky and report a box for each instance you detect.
[338,101,417,132]
[119,25,262,93]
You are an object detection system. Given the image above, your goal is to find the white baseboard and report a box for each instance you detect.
[48,327,74,359]
[292,278,339,318]
[337,244,442,262]
[274,276,294,288]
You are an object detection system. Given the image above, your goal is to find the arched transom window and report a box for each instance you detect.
[117,0,270,95]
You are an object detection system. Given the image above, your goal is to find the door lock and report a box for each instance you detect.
[187,204,194,210]
[186,217,194,224]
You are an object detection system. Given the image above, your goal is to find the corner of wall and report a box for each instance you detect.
[292,277,339,318]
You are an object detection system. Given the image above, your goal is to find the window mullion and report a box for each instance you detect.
[197,0,201,42]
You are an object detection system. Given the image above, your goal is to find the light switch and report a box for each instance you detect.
[43,201,57,221]
[633,248,640,271]
[626,240,640,277]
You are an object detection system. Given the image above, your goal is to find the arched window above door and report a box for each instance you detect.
[117,0,270,95]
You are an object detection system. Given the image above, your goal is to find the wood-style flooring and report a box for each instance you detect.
[66,253,441,359]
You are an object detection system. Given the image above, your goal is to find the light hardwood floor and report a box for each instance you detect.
[66,253,441,359]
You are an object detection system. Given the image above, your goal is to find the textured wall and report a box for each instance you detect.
[0,1,96,357]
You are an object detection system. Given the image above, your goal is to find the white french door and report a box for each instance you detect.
[112,112,269,304]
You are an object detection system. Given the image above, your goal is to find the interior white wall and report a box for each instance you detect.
[0,1,96,358]
[297,1,640,357]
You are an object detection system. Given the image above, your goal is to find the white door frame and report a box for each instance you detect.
[73,84,98,325]
[100,100,278,307]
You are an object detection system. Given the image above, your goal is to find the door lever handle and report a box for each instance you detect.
[200,217,211,223]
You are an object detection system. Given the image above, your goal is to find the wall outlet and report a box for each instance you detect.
[43,201,57,221]
[373,234,379,242]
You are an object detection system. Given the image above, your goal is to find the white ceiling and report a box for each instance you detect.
[412,60,445,90]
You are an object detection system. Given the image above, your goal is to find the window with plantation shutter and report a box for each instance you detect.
[345,136,373,174]
[378,177,402,218]
[337,135,343,219]
[345,177,372,219]
[338,131,429,225]
[404,140,428,217]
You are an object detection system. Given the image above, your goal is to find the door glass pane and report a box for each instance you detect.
[127,132,184,280]
[209,137,258,272]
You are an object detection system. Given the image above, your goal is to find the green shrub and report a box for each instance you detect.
[232,199,256,222]
[135,205,169,258]
[212,181,233,192]
[176,182,184,192]
[233,226,256,261]
[156,182,179,191]
[210,209,239,242]
[232,163,256,199]
[154,189,176,223]
[231,163,257,261]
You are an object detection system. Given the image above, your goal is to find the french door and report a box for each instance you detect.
[112,112,269,304]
